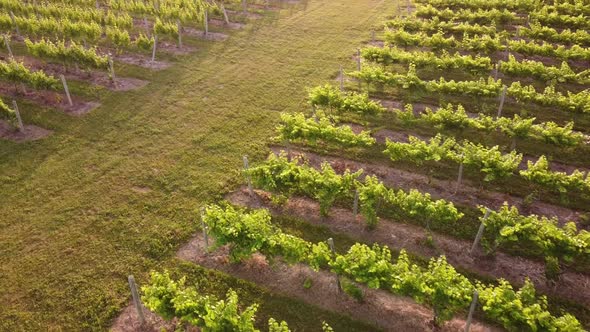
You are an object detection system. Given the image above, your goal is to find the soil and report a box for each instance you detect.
[157,41,197,55]
[182,28,229,42]
[209,19,246,30]
[0,83,100,116]
[270,147,585,226]
[115,54,171,71]
[110,305,191,332]
[177,234,499,332]
[228,188,590,308]
[0,120,52,142]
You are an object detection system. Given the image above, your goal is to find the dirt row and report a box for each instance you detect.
[227,188,590,309]
[271,147,585,226]
[111,230,500,332]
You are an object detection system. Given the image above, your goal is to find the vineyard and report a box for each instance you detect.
[2,0,590,331]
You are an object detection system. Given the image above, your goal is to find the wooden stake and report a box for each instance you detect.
[127,275,146,325]
[242,0,247,14]
[222,4,230,25]
[201,208,209,253]
[407,0,411,15]
[177,20,182,47]
[327,238,341,291]
[151,35,158,62]
[60,75,73,106]
[11,100,24,133]
[464,290,479,332]
[9,12,19,36]
[352,190,359,221]
[144,17,150,37]
[497,85,507,118]
[454,155,464,194]
[470,208,490,253]
[107,55,116,87]
[339,65,344,91]
[243,155,255,197]
[4,36,13,59]
[204,10,209,37]
[493,61,500,80]
[357,48,361,71]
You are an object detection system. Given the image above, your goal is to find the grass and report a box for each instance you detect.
[0,0,397,329]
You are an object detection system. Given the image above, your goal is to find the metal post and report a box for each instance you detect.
[127,275,146,325]
[11,100,24,133]
[497,85,507,118]
[327,238,341,291]
[464,290,479,332]
[243,155,255,197]
[60,75,73,106]
[470,208,490,253]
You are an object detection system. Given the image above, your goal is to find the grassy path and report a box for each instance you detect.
[0,0,395,330]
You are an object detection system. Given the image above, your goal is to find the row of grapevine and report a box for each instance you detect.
[142,271,332,331]
[0,59,59,90]
[201,204,584,330]
[350,65,590,112]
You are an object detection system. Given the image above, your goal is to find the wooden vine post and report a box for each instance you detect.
[127,275,146,325]
[327,238,341,292]
[496,85,507,118]
[221,4,230,25]
[11,100,24,133]
[242,0,247,14]
[4,36,13,59]
[60,75,73,107]
[200,207,209,254]
[470,208,490,254]
[107,54,116,87]
[243,155,255,197]
[464,290,479,332]
[204,10,209,37]
[177,21,183,47]
[9,12,19,36]
[454,154,464,194]
[151,35,158,62]
[339,65,344,91]
[352,189,359,221]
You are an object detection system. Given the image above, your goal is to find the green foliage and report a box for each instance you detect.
[25,38,108,69]
[480,203,590,264]
[142,271,261,331]
[276,112,376,147]
[0,97,17,128]
[340,278,364,302]
[521,155,590,193]
[0,59,59,90]
[308,84,385,115]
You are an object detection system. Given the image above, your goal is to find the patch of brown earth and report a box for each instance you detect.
[0,120,52,142]
[115,54,171,71]
[228,188,590,308]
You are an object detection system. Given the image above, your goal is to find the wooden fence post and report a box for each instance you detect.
[454,154,464,194]
[222,5,230,25]
[177,21,182,47]
[4,36,13,59]
[353,189,359,221]
[204,10,209,37]
[339,65,344,91]
[9,12,19,36]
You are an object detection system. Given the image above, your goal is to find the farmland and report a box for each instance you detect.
[1,0,590,331]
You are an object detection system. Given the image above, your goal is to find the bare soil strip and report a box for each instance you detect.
[0,120,52,142]
[271,147,585,225]
[111,232,500,332]
[227,188,590,308]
